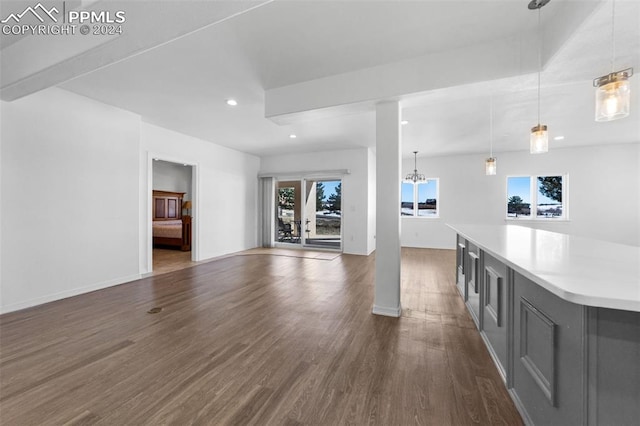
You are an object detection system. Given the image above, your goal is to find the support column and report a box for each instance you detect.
[373,101,402,317]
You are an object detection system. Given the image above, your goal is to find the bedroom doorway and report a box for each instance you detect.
[151,159,195,275]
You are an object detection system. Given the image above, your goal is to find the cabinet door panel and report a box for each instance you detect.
[512,272,585,426]
[520,297,556,405]
[465,243,480,328]
[485,267,503,327]
[481,253,508,382]
[589,307,640,425]
[456,236,466,298]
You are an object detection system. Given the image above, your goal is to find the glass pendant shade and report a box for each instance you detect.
[530,124,548,154]
[594,69,632,122]
[529,1,550,155]
[485,157,497,175]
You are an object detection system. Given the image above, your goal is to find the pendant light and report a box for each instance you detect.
[594,0,633,122]
[405,151,426,183]
[485,97,497,175]
[529,0,550,154]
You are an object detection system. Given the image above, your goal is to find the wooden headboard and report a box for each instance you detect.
[153,190,185,221]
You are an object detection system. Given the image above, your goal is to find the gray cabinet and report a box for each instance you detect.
[456,235,466,298]
[452,231,640,425]
[465,242,480,328]
[586,307,640,426]
[480,253,509,382]
[512,272,586,426]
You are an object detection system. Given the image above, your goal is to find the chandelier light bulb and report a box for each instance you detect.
[605,92,619,116]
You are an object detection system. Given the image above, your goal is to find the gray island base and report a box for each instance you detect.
[450,224,640,426]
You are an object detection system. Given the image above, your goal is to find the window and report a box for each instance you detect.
[507,176,531,218]
[401,182,415,216]
[401,179,439,217]
[507,175,566,219]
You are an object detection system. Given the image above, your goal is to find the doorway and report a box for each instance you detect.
[151,159,196,274]
[274,178,342,250]
[276,180,302,245]
[304,179,342,249]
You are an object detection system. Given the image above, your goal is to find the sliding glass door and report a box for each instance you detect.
[274,178,342,250]
[303,179,342,249]
[276,180,302,245]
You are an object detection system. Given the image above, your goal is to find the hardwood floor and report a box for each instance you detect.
[152,248,196,275]
[0,248,522,425]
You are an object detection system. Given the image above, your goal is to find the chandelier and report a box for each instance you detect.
[405,151,426,183]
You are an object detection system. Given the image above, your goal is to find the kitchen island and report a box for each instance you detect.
[450,224,639,426]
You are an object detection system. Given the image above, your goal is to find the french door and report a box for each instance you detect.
[303,179,342,249]
[276,180,302,245]
[274,178,342,250]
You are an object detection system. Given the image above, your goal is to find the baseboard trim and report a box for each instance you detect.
[372,304,402,317]
[0,273,142,315]
[509,388,534,426]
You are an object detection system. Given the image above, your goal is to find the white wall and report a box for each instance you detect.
[402,143,640,249]
[0,89,261,313]
[260,148,375,255]
[1,88,141,313]
[367,148,377,254]
[140,123,260,273]
[153,160,193,201]
[0,109,3,310]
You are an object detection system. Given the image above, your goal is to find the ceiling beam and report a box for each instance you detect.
[264,0,602,125]
[1,0,272,101]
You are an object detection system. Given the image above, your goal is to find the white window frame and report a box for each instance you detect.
[401,178,440,218]
[506,174,568,221]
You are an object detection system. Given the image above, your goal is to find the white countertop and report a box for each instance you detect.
[448,224,640,312]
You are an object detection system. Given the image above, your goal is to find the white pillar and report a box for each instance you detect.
[373,101,402,317]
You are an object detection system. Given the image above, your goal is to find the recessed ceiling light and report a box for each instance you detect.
[554,135,565,141]
[289,134,297,139]
[226,99,238,106]
[401,120,409,125]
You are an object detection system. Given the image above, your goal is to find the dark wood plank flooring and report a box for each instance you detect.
[0,248,522,425]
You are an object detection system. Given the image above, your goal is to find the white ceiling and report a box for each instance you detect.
[4,0,640,158]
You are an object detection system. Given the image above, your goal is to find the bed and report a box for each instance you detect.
[152,190,191,251]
